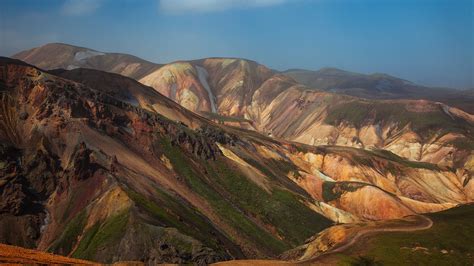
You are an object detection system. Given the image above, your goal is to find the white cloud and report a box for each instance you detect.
[159,0,289,14]
[61,0,103,16]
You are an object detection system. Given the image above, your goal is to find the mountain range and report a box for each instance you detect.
[14,43,474,171]
[0,43,472,264]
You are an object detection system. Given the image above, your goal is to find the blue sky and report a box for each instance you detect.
[0,0,472,88]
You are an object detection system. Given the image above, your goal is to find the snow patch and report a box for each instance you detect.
[374,124,383,139]
[316,170,335,182]
[441,105,454,120]
[74,50,105,61]
[196,66,217,113]
[170,83,177,101]
[66,65,80,70]
[40,210,50,233]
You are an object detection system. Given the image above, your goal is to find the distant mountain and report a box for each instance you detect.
[283,68,474,113]
[12,43,160,79]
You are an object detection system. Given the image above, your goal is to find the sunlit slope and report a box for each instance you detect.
[14,44,474,170]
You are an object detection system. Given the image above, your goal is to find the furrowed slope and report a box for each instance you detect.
[1,58,332,263]
[1,58,473,264]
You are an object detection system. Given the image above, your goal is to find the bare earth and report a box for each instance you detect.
[0,243,93,264]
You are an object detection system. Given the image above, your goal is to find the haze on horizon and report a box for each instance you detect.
[1,0,472,89]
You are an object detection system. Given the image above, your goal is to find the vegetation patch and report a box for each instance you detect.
[322,182,365,202]
[49,210,87,255]
[448,138,474,151]
[324,101,472,139]
[368,149,440,171]
[347,204,474,265]
[126,188,221,250]
[206,156,332,247]
[72,210,129,260]
[157,138,320,255]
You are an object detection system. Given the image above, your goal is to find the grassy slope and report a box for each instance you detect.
[324,101,473,144]
[72,210,130,260]
[337,204,474,265]
[159,136,332,256]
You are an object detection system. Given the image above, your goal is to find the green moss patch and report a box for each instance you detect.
[347,204,474,265]
[324,101,472,139]
[322,182,365,202]
[126,188,221,250]
[49,210,87,255]
[72,210,130,260]
[158,136,289,254]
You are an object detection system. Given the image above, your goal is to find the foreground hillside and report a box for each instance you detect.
[218,204,474,266]
[2,205,472,265]
[1,57,472,263]
[13,44,474,172]
[0,243,93,264]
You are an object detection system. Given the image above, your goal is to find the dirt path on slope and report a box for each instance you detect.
[304,215,433,263]
[215,215,433,266]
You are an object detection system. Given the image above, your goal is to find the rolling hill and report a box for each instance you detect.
[283,68,474,114]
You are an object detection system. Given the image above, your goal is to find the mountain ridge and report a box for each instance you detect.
[12,44,474,172]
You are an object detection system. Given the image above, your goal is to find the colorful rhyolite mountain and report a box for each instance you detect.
[14,43,474,171]
[0,43,472,264]
[0,57,471,264]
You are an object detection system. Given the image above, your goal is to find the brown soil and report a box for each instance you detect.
[0,243,93,265]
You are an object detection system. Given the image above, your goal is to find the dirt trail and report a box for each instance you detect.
[304,215,433,263]
[0,216,432,265]
[215,215,433,266]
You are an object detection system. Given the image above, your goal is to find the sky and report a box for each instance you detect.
[0,0,473,89]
